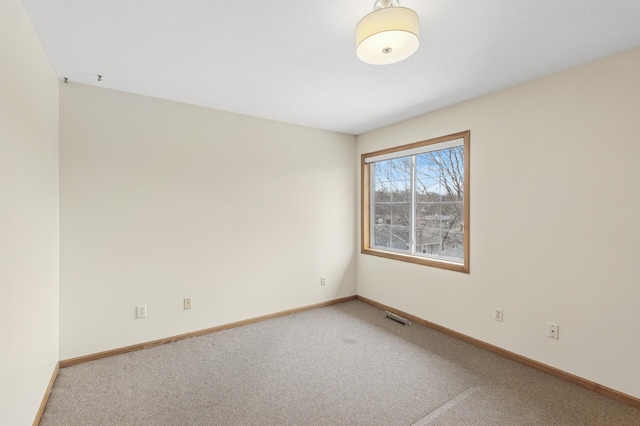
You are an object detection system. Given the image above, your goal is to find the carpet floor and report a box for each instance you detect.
[41,300,640,425]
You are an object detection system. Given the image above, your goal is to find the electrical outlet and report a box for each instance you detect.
[136,305,147,319]
[184,297,192,310]
[321,276,326,286]
[493,307,503,322]
[547,323,559,339]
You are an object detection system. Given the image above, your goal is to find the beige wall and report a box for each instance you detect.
[59,83,357,359]
[357,47,640,399]
[0,0,60,424]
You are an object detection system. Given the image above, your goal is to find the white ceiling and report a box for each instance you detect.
[23,0,640,135]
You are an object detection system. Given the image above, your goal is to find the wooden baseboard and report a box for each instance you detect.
[33,362,59,426]
[356,295,640,409]
[60,295,357,368]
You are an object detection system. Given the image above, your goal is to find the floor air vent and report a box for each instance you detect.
[385,311,411,326]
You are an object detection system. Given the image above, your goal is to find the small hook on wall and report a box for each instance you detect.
[97,75,103,82]
[63,77,69,83]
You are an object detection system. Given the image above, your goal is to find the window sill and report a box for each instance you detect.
[361,247,469,273]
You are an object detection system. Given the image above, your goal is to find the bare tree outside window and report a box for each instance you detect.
[372,157,412,251]
[415,146,464,259]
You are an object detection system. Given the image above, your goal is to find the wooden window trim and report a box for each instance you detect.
[361,131,470,273]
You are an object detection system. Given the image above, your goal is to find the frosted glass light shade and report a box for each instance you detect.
[356,7,419,65]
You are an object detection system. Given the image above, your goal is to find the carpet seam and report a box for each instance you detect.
[411,385,480,425]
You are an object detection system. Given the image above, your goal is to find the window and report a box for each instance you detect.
[361,131,469,273]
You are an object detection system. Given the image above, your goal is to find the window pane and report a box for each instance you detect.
[372,225,410,252]
[415,178,440,202]
[388,157,411,181]
[416,154,440,180]
[416,202,441,228]
[441,146,464,176]
[414,146,464,261]
[391,204,411,227]
[372,225,392,248]
[373,201,391,226]
[374,161,391,182]
[374,181,391,203]
[442,231,463,260]
[441,202,464,231]
[441,172,464,203]
[364,132,468,271]
[416,227,441,255]
[389,226,410,252]
[389,179,411,203]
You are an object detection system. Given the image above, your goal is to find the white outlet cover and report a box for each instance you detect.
[547,323,559,339]
[493,307,503,322]
[136,305,147,318]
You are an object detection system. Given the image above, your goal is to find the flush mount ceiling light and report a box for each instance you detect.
[356,0,420,65]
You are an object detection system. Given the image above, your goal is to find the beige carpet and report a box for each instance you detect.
[41,300,640,425]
